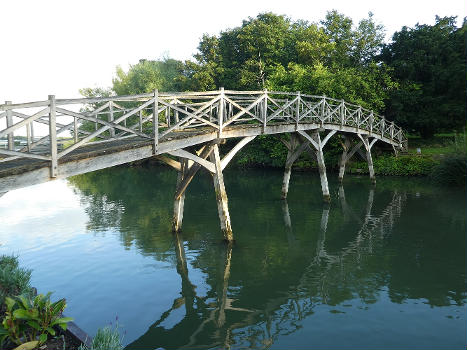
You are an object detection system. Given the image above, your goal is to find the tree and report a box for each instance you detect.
[382,17,467,138]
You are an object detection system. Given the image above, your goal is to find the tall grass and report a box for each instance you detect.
[0,254,32,304]
[78,324,123,350]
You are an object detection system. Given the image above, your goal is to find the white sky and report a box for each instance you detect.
[1,0,465,103]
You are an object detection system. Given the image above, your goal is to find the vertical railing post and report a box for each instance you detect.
[48,95,58,178]
[153,89,158,154]
[390,122,394,141]
[26,123,31,151]
[5,101,13,151]
[381,118,385,138]
[321,95,326,123]
[109,101,115,138]
[262,89,268,133]
[369,111,374,135]
[295,91,300,130]
[73,116,78,143]
[340,99,345,127]
[138,110,143,132]
[218,87,224,136]
[356,107,361,128]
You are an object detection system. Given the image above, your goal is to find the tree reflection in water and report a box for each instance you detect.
[69,167,466,349]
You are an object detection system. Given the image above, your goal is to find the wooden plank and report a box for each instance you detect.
[167,149,215,174]
[155,155,181,171]
[0,148,50,161]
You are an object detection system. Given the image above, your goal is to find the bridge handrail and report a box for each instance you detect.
[0,89,408,177]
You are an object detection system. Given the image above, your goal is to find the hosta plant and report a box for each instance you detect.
[0,292,73,347]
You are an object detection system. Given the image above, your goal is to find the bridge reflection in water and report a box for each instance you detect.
[124,186,405,350]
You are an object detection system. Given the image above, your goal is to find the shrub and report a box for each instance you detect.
[349,155,437,176]
[431,152,467,186]
[0,255,32,305]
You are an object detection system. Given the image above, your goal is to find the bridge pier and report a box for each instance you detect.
[173,159,187,232]
[210,144,233,242]
[163,137,255,242]
[357,135,378,185]
[280,130,336,202]
[298,130,336,203]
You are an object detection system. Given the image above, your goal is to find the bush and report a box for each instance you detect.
[0,255,32,305]
[431,152,466,186]
[430,132,467,186]
[349,155,437,176]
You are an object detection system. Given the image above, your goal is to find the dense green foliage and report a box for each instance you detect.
[430,134,467,186]
[349,155,437,176]
[80,11,466,183]
[382,17,467,138]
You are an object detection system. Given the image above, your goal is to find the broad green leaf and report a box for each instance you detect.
[13,341,39,350]
[26,320,40,330]
[46,327,55,336]
[39,333,47,343]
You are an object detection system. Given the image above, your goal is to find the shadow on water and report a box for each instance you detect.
[69,166,466,349]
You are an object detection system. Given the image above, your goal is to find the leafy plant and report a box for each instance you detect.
[0,293,73,347]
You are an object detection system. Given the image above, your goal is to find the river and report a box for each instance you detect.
[0,166,465,349]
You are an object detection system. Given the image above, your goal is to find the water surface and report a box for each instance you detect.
[0,166,465,349]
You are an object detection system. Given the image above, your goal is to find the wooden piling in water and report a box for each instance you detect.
[172,159,187,232]
[210,143,233,242]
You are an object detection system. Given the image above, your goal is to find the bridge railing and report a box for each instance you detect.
[0,89,407,177]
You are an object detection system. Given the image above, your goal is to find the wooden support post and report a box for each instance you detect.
[312,131,331,203]
[73,117,78,143]
[358,135,377,185]
[295,92,300,130]
[262,90,267,133]
[5,101,13,151]
[282,165,292,199]
[210,143,233,242]
[26,123,31,151]
[366,146,376,185]
[48,95,58,178]
[153,89,158,154]
[109,101,115,138]
[173,158,187,232]
[138,110,143,133]
[30,121,34,144]
[338,136,351,182]
[281,134,300,199]
[218,87,224,137]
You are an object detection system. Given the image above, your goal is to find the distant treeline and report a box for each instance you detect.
[81,11,466,139]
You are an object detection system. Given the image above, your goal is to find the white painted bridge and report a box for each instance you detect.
[0,89,407,241]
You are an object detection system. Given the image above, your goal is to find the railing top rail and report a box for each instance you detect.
[0,89,406,141]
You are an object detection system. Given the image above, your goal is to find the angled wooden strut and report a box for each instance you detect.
[338,135,362,182]
[357,134,378,184]
[298,129,336,202]
[159,136,255,241]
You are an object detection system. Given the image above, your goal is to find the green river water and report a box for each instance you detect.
[0,166,465,349]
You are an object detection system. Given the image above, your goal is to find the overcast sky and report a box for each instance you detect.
[1,0,465,103]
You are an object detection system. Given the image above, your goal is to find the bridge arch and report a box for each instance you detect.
[0,89,407,241]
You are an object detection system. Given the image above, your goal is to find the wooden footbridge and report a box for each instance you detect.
[0,89,407,241]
